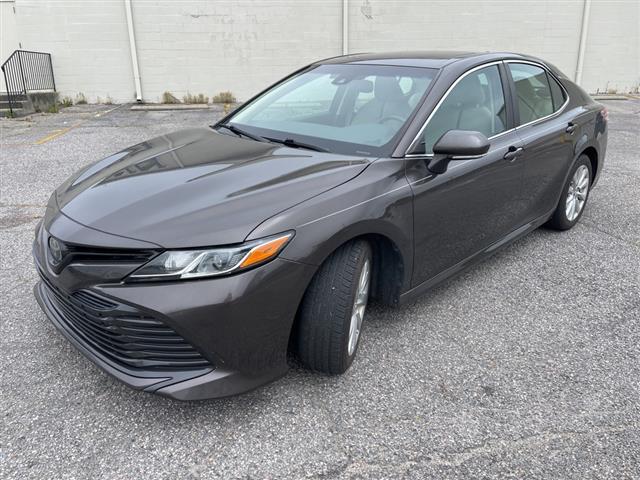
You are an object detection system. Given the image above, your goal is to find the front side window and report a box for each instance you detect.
[227,64,437,156]
[417,65,507,155]
[508,63,559,125]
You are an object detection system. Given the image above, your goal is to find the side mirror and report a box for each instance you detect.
[428,130,490,174]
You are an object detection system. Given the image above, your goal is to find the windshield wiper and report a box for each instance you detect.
[215,124,328,152]
[215,124,269,143]
[266,137,329,153]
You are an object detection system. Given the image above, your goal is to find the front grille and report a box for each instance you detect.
[63,244,158,263]
[39,271,211,371]
[46,239,158,274]
[71,290,118,310]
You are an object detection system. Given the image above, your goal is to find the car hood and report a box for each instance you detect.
[56,128,371,248]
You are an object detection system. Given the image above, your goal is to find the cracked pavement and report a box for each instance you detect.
[1,100,639,479]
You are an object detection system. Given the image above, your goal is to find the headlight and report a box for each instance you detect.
[127,232,293,281]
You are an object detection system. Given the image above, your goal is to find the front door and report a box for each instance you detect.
[406,63,527,286]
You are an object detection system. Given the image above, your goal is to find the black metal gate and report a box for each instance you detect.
[1,50,56,115]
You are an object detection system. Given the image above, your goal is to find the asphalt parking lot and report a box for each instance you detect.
[1,100,639,479]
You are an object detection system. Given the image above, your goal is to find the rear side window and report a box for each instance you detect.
[508,63,558,125]
[548,73,566,110]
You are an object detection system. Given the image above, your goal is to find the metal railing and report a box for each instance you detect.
[1,50,56,115]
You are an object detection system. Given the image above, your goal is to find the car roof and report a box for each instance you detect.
[318,51,536,69]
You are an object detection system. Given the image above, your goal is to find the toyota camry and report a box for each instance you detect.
[33,51,607,400]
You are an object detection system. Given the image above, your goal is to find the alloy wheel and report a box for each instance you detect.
[347,258,370,356]
[565,165,590,222]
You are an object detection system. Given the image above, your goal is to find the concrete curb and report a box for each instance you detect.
[592,94,637,101]
[130,104,212,111]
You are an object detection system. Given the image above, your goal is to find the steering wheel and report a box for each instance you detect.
[379,115,406,126]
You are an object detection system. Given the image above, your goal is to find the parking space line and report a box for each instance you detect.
[35,127,73,145]
[33,104,127,145]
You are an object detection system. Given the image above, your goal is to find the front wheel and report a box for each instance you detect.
[545,155,592,230]
[294,240,372,374]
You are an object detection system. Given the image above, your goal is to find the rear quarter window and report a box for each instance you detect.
[548,74,567,111]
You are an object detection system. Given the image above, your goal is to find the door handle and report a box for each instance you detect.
[503,146,524,161]
[566,122,577,134]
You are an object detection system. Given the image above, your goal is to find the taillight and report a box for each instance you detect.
[600,107,609,122]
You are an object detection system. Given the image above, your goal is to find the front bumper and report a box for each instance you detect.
[33,220,316,400]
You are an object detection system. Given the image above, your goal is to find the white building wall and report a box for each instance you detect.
[1,0,20,92]
[349,1,584,83]
[2,0,638,103]
[581,0,639,94]
[131,0,342,103]
[10,0,135,102]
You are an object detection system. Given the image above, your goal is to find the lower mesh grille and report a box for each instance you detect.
[39,271,211,371]
[71,290,118,310]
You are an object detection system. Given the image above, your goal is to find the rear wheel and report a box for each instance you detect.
[294,240,372,374]
[546,155,592,230]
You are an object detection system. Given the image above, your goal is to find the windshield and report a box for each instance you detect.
[223,64,437,156]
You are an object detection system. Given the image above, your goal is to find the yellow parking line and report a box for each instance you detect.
[33,104,125,145]
[35,127,73,145]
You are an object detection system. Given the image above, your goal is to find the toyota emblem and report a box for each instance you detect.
[48,236,65,265]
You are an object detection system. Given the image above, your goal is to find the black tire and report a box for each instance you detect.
[294,239,372,374]
[545,154,592,230]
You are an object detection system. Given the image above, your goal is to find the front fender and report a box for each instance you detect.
[247,157,414,293]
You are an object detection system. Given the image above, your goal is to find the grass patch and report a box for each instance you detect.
[162,91,180,104]
[183,92,209,104]
[212,91,236,104]
[75,93,87,105]
[61,96,73,108]
[96,95,113,105]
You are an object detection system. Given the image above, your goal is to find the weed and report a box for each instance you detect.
[212,91,236,104]
[183,92,209,104]
[162,91,180,104]
[61,96,73,107]
[75,93,87,105]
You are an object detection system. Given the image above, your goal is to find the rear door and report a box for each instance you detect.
[406,62,527,286]
[505,61,577,222]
